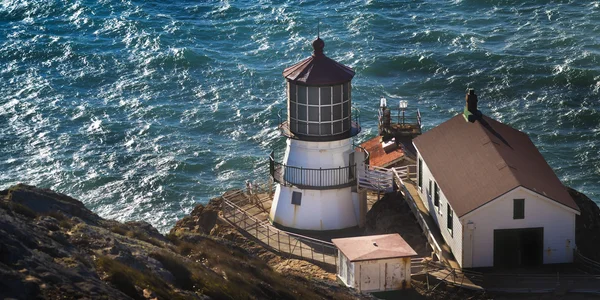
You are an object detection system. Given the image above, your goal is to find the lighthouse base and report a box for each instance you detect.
[269,185,361,231]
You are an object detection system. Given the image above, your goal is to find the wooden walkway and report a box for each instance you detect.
[221,190,338,270]
[393,171,483,289]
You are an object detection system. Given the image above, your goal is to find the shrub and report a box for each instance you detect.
[149,251,195,291]
[110,225,128,236]
[10,202,37,219]
[95,256,174,300]
[126,230,164,248]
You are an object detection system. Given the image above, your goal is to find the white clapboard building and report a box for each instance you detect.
[332,234,417,292]
[412,89,580,268]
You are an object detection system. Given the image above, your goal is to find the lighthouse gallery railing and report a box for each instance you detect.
[269,151,357,190]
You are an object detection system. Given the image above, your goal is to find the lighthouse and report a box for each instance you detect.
[269,37,366,232]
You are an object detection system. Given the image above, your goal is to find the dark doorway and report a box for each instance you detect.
[493,227,543,268]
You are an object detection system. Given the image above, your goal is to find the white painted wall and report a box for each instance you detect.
[270,137,360,231]
[284,138,352,169]
[415,149,463,266]
[337,250,355,288]
[270,184,357,230]
[462,186,577,268]
[352,257,411,292]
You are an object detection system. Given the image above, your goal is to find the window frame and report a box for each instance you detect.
[434,182,440,207]
[447,204,453,237]
[291,191,302,206]
[418,158,423,190]
[513,198,524,219]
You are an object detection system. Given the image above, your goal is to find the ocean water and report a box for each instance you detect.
[1,0,599,232]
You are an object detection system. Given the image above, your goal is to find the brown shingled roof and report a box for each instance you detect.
[332,234,417,262]
[283,38,355,85]
[413,114,580,217]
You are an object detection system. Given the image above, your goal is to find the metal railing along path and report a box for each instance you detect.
[221,192,338,269]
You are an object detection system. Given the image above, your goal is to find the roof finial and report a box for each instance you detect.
[312,35,325,57]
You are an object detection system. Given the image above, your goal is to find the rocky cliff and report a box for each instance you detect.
[569,187,600,261]
[0,184,367,300]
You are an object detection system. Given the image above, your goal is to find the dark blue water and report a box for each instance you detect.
[1,0,599,232]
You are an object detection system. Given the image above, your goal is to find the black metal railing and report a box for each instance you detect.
[378,107,422,128]
[269,151,357,190]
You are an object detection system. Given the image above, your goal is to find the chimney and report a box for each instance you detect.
[463,88,481,122]
[466,89,478,113]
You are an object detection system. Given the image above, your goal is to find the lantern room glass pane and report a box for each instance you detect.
[308,87,319,105]
[289,103,296,118]
[344,82,351,100]
[333,121,342,134]
[308,123,319,135]
[320,87,331,105]
[333,104,342,120]
[298,104,307,121]
[343,82,350,100]
[320,123,331,135]
[333,85,342,104]
[321,106,331,121]
[297,86,307,104]
[290,119,297,132]
[343,101,349,118]
[289,83,297,103]
[308,106,319,122]
[297,121,307,134]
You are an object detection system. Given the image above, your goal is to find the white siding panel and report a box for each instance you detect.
[416,150,463,266]
[354,258,411,292]
[463,187,576,268]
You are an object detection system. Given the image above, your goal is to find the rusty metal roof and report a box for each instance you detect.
[283,38,355,85]
[360,136,405,168]
[413,114,580,217]
[332,234,417,262]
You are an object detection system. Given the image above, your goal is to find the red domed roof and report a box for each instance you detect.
[283,38,355,86]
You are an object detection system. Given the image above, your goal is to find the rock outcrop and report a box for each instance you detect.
[0,184,366,300]
[364,191,428,256]
[569,187,600,261]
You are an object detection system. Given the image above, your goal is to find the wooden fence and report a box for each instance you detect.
[399,184,443,260]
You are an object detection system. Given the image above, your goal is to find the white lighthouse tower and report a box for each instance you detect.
[269,37,366,232]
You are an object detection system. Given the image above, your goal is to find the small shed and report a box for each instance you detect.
[332,234,417,293]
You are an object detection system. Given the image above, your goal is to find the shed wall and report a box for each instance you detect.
[354,257,411,293]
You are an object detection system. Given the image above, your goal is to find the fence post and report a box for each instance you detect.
[233,204,236,224]
[267,226,270,247]
[322,244,325,265]
[255,218,258,238]
[277,230,281,252]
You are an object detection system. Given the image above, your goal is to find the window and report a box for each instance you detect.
[428,180,432,199]
[447,204,453,236]
[418,158,423,189]
[513,199,524,219]
[434,182,440,207]
[292,191,302,205]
